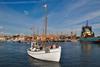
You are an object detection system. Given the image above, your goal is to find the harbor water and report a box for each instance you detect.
[0,41,100,67]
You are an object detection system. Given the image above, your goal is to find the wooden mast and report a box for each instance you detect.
[44,4,48,37]
[43,4,48,48]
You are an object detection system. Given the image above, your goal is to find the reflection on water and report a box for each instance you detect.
[80,43,93,67]
[28,56,61,67]
[81,43,93,56]
[80,42,100,67]
[80,42,100,56]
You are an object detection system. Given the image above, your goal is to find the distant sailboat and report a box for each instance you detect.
[27,4,61,62]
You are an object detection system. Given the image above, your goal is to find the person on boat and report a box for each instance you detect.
[48,44,59,49]
[31,42,34,49]
[48,45,53,49]
[45,47,50,53]
[40,46,43,50]
[30,42,36,51]
[53,44,56,49]
[30,41,39,51]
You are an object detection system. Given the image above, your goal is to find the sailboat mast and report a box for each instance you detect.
[43,4,48,48]
[44,4,48,37]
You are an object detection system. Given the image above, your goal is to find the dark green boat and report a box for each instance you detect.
[79,21,100,44]
[80,37,100,44]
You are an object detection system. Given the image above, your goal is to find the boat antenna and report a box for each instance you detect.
[86,20,88,26]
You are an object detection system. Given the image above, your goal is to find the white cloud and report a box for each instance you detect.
[24,10,29,15]
[0,26,3,29]
[93,24,100,29]
[0,1,40,4]
[0,6,44,34]
[65,10,100,25]
[65,0,90,14]
[0,6,43,27]
[46,0,92,26]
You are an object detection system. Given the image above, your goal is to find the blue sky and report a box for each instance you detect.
[0,0,100,36]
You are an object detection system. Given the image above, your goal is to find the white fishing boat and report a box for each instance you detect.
[27,4,61,62]
[27,42,61,62]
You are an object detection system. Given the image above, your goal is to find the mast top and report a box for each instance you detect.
[86,20,88,26]
[43,4,47,8]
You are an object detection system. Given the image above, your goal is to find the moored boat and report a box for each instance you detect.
[79,21,100,44]
[79,37,100,44]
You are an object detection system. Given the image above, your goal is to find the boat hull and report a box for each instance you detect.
[27,46,61,62]
[79,37,100,44]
